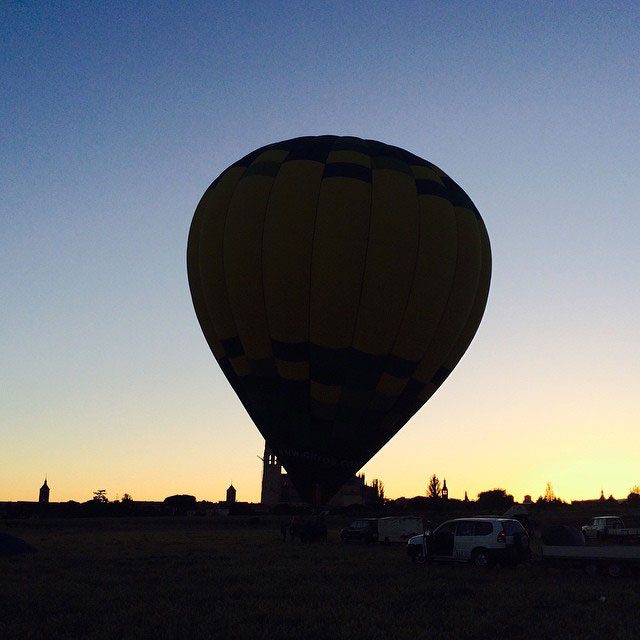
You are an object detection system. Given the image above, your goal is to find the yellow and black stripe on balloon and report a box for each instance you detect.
[187,135,491,504]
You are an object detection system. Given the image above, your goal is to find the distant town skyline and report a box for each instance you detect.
[20,467,640,507]
[2,3,638,503]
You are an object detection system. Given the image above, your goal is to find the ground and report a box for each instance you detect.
[1,517,639,640]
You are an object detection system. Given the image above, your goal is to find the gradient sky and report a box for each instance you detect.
[2,1,639,504]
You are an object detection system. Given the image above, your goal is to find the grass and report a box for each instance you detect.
[1,517,639,640]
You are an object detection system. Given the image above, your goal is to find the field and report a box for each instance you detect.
[2,517,639,640]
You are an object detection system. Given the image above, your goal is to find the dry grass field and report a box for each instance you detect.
[1,517,639,640]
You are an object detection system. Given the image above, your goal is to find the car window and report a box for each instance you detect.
[436,521,457,535]
[456,521,475,536]
[501,520,525,535]
[474,522,493,536]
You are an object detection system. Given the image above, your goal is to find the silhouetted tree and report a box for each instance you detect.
[426,474,441,499]
[407,496,430,510]
[535,482,567,505]
[536,482,567,507]
[543,482,556,502]
[122,493,133,503]
[164,494,196,515]
[92,489,109,503]
[477,488,514,511]
[627,487,640,505]
[371,479,385,504]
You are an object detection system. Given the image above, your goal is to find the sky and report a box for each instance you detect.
[2,1,639,504]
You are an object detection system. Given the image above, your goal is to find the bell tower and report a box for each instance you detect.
[260,443,282,505]
[442,478,448,500]
[39,477,50,503]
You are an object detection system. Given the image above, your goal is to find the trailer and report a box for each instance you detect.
[377,517,422,544]
[541,544,640,577]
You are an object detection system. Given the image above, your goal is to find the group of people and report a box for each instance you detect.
[280,514,327,543]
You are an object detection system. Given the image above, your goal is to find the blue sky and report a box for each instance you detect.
[2,1,639,502]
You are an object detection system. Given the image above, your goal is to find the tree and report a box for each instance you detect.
[426,474,441,499]
[536,482,567,506]
[92,489,109,503]
[543,482,556,502]
[371,479,385,503]
[477,488,514,511]
[163,494,196,515]
[122,493,133,503]
[627,487,640,505]
[536,482,565,505]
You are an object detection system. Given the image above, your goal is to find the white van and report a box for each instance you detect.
[378,516,422,544]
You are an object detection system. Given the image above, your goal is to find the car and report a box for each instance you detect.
[581,516,640,540]
[340,519,378,543]
[407,517,530,566]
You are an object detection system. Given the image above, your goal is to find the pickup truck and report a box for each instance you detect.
[542,543,640,577]
[581,516,640,541]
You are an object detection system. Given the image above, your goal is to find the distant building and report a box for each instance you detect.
[329,474,378,508]
[226,484,236,504]
[442,479,448,500]
[523,494,533,504]
[38,477,50,503]
[260,443,377,507]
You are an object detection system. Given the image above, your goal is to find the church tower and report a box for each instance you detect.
[38,477,50,503]
[226,484,236,504]
[261,442,282,505]
[442,478,448,500]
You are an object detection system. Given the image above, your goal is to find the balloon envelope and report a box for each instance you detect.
[187,135,491,504]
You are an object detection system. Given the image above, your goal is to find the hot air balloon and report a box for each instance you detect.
[187,135,490,505]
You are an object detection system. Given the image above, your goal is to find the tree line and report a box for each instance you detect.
[422,475,640,507]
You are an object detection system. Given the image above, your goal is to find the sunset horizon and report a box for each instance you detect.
[3,3,639,638]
